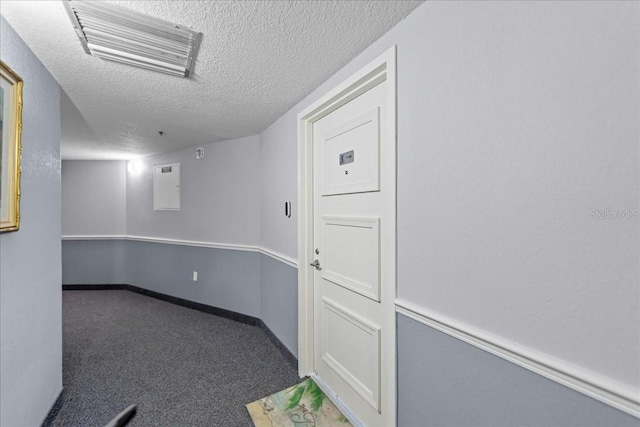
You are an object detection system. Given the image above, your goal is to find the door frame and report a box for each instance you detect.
[297,46,397,423]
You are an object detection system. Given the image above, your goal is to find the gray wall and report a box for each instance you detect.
[59,1,638,423]
[394,0,639,392]
[257,119,299,353]
[260,255,298,355]
[62,133,298,353]
[257,0,639,414]
[259,113,298,260]
[62,160,127,235]
[0,17,63,427]
[126,240,262,318]
[126,135,261,245]
[62,239,297,355]
[397,314,639,427]
[62,240,128,285]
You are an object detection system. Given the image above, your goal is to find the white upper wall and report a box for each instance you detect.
[259,112,299,259]
[259,0,639,395]
[126,135,261,245]
[62,160,127,235]
[396,0,639,393]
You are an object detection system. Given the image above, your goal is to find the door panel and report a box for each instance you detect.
[322,216,380,301]
[320,107,380,196]
[321,298,380,410]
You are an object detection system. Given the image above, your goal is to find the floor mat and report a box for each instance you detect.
[246,378,353,427]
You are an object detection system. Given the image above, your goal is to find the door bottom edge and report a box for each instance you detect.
[310,373,365,427]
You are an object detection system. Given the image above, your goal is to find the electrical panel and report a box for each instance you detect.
[153,163,181,210]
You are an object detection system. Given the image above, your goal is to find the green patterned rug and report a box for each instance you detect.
[246,378,352,427]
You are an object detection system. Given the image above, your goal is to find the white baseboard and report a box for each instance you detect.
[395,299,639,418]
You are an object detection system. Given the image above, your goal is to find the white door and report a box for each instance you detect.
[311,77,395,426]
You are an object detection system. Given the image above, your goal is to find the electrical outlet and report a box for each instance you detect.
[192,271,198,282]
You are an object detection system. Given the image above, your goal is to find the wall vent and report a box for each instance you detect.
[64,0,202,78]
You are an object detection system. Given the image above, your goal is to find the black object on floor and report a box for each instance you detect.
[105,404,137,427]
[54,290,299,426]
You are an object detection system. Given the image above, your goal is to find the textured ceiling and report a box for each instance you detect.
[1,1,422,159]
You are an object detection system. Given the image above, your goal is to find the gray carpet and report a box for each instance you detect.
[55,290,299,426]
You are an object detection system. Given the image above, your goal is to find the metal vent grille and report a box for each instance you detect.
[64,0,202,78]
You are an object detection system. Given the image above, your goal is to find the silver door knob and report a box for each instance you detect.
[310,260,322,270]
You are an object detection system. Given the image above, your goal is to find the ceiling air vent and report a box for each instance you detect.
[64,0,202,78]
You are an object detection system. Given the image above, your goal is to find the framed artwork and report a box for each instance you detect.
[0,61,23,232]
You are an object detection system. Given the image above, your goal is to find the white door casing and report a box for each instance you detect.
[297,47,396,427]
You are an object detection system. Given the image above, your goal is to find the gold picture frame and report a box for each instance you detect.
[0,61,23,232]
